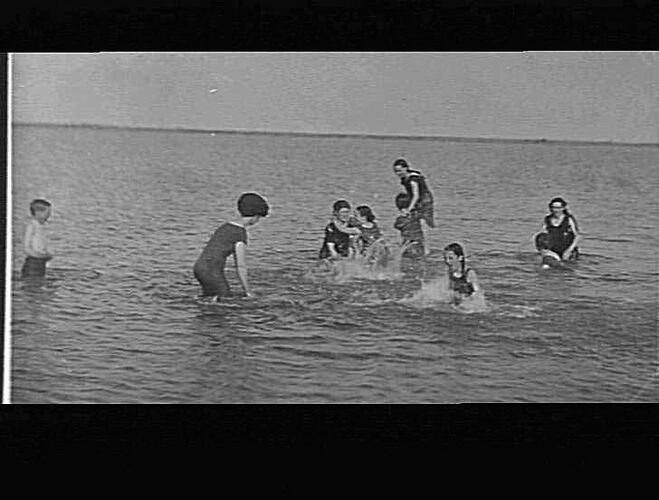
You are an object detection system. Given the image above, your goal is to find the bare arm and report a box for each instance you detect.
[333,219,361,236]
[24,222,35,256]
[24,222,51,258]
[233,241,254,297]
[562,218,580,259]
[326,242,340,260]
[408,180,420,211]
[467,269,480,293]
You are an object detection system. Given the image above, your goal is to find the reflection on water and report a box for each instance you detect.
[10,125,659,402]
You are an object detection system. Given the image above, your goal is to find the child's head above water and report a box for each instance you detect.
[443,242,466,270]
[395,193,411,211]
[534,232,550,251]
[548,196,568,210]
[238,192,269,218]
[29,198,52,221]
[332,199,352,223]
[355,205,376,223]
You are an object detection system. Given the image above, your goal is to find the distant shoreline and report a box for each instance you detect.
[12,121,659,148]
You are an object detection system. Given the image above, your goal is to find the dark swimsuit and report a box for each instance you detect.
[359,223,382,249]
[449,268,475,297]
[401,170,435,228]
[394,213,425,258]
[193,222,247,296]
[319,221,352,259]
[21,256,48,277]
[544,214,579,259]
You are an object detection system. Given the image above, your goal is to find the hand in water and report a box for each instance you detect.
[244,291,257,299]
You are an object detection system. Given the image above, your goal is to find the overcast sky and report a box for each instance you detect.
[11,52,659,143]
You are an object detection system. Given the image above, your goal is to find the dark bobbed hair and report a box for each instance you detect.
[535,232,550,251]
[393,158,410,169]
[30,198,52,215]
[332,199,351,213]
[237,192,269,217]
[355,205,376,223]
[395,193,411,210]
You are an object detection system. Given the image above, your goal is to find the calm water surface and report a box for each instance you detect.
[10,125,659,402]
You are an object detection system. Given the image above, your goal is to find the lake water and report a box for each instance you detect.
[9,124,659,402]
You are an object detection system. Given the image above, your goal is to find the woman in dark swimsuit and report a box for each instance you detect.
[541,197,580,260]
[392,158,435,229]
[193,192,269,298]
[443,242,480,305]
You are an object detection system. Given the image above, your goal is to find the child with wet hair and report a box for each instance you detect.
[21,198,54,277]
[353,205,382,252]
[393,193,425,258]
[193,192,269,299]
[443,242,480,305]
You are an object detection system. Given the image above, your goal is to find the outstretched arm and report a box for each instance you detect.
[333,219,361,236]
[233,241,254,297]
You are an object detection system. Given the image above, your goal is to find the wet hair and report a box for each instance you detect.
[535,232,550,251]
[547,196,579,231]
[332,199,351,213]
[30,198,52,215]
[355,205,376,223]
[444,242,466,273]
[548,197,567,209]
[237,192,269,217]
[395,193,411,210]
[393,158,410,169]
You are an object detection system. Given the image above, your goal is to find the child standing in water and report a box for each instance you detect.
[193,192,269,299]
[393,193,425,258]
[443,242,480,305]
[319,199,361,260]
[542,196,580,260]
[22,199,54,278]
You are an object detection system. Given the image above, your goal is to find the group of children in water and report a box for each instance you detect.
[316,172,479,304]
[21,157,582,307]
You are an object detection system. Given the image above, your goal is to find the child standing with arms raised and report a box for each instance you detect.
[21,199,54,278]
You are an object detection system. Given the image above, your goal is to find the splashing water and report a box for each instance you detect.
[305,239,411,284]
[399,275,490,314]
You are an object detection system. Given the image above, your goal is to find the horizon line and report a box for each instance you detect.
[12,121,659,147]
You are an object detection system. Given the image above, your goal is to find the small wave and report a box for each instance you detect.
[491,304,542,319]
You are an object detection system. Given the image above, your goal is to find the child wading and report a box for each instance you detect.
[443,242,480,305]
[541,196,580,260]
[193,192,269,299]
[22,198,54,278]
